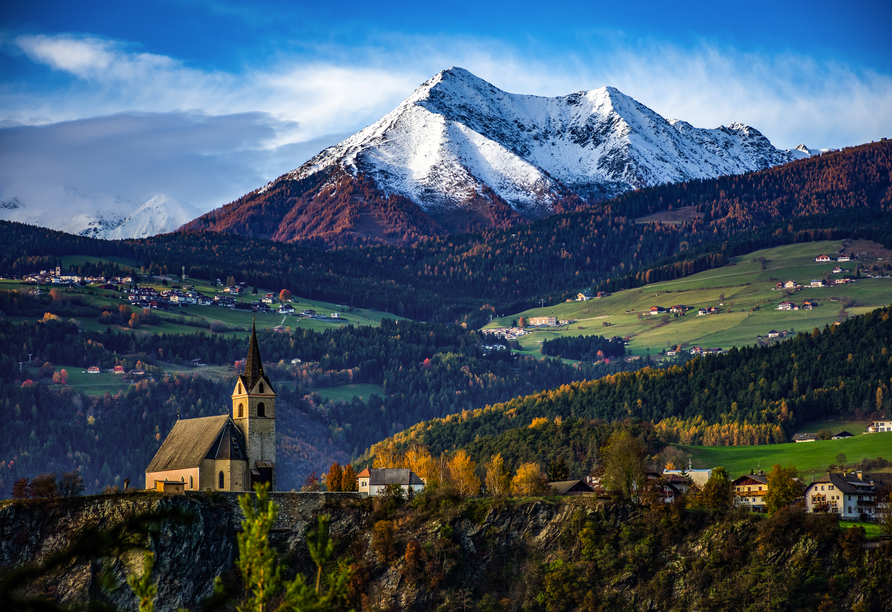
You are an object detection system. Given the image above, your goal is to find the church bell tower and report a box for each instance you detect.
[232,322,277,490]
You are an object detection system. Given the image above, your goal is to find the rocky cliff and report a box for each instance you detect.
[1,492,890,611]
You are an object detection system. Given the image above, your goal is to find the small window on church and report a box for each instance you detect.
[238,403,244,418]
[238,383,243,394]
[189,475,193,489]
[258,402,266,417]
[260,382,264,393]
[219,471,225,489]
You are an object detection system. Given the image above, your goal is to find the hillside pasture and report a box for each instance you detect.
[486,241,892,357]
[675,432,892,479]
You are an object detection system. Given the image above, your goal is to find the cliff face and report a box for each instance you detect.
[2,493,890,612]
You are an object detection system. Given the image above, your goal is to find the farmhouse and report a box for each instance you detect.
[815,255,832,262]
[868,420,892,432]
[837,255,851,262]
[356,468,425,497]
[777,301,797,311]
[831,431,853,440]
[805,472,876,521]
[733,472,769,512]
[528,316,557,327]
[792,433,817,443]
[810,279,827,288]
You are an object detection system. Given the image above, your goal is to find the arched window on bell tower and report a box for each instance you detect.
[260,381,265,393]
[238,403,244,418]
[219,471,225,489]
[257,402,266,417]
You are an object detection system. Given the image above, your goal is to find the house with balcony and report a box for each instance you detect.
[733,471,770,512]
[805,472,876,521]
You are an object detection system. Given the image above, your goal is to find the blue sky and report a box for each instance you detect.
[1,0,891,214]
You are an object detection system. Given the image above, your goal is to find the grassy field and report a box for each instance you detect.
[484,240,892,357]
[676,432,892,479]
[0,273,406,341]
[23,364,135,395]
[314,384,385,402]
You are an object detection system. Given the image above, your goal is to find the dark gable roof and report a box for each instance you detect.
[369,468,424,486]
[733,474,769,486]
[146,415,241,473]
[549,479,595,494]
[239,322,275,394]
[809,472,875,495]
[206,420,247,461]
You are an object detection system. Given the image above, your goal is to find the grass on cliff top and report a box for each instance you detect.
[676,432,892,479]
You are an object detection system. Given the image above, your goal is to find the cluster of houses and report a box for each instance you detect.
[355,464,886,522]
[648,304,692,315]
[86,365,148,377]
[665,346,724,356]
[815,254,853,263]
[575,291,610,301]
[776,299,820,310]
[22,268,133,286]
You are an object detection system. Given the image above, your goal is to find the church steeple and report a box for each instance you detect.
[242,320,265,390]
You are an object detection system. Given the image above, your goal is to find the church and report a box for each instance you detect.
[144,324,277,491]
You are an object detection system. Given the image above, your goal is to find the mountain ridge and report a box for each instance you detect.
[185,67,797,245]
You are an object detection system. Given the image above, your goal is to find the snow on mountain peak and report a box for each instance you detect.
[277,67,796,218]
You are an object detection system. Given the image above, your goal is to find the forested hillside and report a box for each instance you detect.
[0,309,645,493]
[378,304,892,462]
[2,141,891,324]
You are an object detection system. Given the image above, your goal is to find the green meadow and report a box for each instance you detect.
[485,240,892,357]
[676,432,892,479]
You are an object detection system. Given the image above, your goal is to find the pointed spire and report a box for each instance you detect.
[243,320,264,390]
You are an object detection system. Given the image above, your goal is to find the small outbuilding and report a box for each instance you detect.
[548,479,596,495]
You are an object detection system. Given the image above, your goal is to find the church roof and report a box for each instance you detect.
[146,415,244,473]
[239,321,273,393]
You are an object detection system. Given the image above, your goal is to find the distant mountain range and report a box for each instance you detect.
[3,67,806,243]
[185,67,800,245]
[0,192,200,240]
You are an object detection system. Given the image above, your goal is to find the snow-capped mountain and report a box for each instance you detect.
[106,195,201,240]
[277,67,796,216]
[0,190,201,240]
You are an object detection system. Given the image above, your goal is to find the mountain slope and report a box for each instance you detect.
[106,195,201,240]
[186,67,795,245]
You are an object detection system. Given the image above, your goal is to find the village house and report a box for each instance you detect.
[87,366,100,374]
[576,292,592,302]
[528,316,557,327]
[805,472,876,521]
[793,433,818,443]
[649,306,668,314]
[801,300,818,310]
[664,468,712,487]
[837,255,851,262]
[810,279,827,288]
[777,301,797,311]
[833,278,855,285]
[815,255,832,262]
[733,471,769,512]
[784,280,798,289]
[832,266,843,274]
[670,305,689,314]
[868,420,892,432]
[356,468,425,497]
[831,431,854,440]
